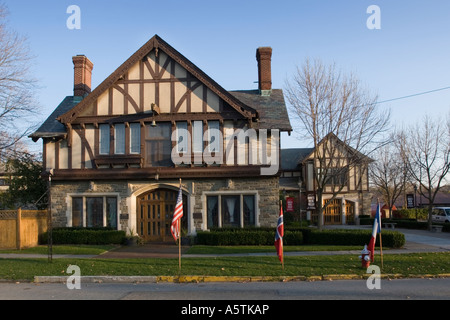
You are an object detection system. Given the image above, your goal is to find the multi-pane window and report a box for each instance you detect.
[206,194,256,229]
[192,120,203,153]
[318,168,349,186]
[130,123,141,154]
[100,123,141,155]
[71,196,118,228]
[99,124,110,155]
[114,124,125,154]
[145,122,172,167]
[176,122,188,153]
[72,197,83,227]
[86,197,103,227]
[208,120,220,153]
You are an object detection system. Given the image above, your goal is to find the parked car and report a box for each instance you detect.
[432,207,450,223]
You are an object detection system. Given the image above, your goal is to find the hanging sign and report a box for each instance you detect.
[307,194,316,210]
[286,197,294,212]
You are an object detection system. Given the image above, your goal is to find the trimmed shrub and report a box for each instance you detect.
[306,229,405,248]
[40,228,126,245]
[195,229,303,246]
[196,228,404,248]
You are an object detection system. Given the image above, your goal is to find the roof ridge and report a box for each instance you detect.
[57,35,256,124]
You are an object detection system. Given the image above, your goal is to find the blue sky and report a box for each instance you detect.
[4,0,450,151]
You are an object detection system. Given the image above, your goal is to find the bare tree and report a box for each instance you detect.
[285,58,390,230]
[370,140,406,218]
[0,4,38,152]
[397,114,450,230]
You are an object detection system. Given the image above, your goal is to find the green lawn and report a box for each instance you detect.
[1,252,449,281]
[0,245,116,255]
[186,245,364,254]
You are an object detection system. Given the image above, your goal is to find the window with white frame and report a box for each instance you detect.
[176,121,188,153]
[130,122,141,154]
[192,120,203,153]
[208,120,220,153]
[99,124,110,155]
[71,195,118,229]
[206,193,256,229]
[115,123,125,154]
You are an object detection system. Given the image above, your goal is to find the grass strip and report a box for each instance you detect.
[186,245,365,254]
[0,245,116,255]
[1,252,449,281]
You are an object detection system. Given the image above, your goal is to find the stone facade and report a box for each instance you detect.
[50,176,280,236]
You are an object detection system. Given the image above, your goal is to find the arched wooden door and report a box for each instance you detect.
[136,188,187,242]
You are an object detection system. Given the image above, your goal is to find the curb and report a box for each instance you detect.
[34,275,158,283]
[33,273,450,284]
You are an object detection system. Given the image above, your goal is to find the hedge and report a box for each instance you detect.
[359,218,450,232]
[195,228,405,248]
[359,218,429,230]
[40,228,126,245]
[307,229,405,248]
[196,229,303,246]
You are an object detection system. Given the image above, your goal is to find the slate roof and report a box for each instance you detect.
[31,89,292,140]
[229,89,292,132]
[280,148,314,171]
[30,35,292,140]
[29,96,83,141]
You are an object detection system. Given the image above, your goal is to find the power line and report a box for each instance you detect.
[376,85,450,105]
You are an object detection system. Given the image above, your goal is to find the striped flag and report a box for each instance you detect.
[274,202,284,263]
[170,186,184,242]
[368,202,382,262]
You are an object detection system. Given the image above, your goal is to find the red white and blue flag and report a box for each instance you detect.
[170,186,184,242]
[274,203,284,263]
[367,202,382,262]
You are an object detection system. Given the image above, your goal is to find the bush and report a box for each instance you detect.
[195,227,404,248]
[40,228,126,245]
[394,208,428,220]
[359,218,432,231]
[306,229,405,248]
[390,220,428,230]
[196,229,303,246]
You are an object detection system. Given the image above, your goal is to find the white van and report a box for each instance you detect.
[432,207,450,223]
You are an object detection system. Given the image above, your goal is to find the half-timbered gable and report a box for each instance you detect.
[280,133,372,226]
[30,35,291,241]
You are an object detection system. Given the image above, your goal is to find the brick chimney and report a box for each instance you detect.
[72,55,93,97]
[256,47,272,96]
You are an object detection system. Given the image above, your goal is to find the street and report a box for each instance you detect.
[1,278,449,300]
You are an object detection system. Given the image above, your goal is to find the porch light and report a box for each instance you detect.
[151,103,159,127]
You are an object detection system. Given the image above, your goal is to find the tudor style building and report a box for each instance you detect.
[30,35,291,241]
[280,133,372,225]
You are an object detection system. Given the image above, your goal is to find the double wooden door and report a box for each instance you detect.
[137,189,179,242]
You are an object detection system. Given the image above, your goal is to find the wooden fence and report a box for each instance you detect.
[0,209,48,249]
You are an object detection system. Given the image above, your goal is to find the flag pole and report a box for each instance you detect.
[379,232,383,269]
[280,200,284,271]
[178,178,182,273]
[377,198,383,269]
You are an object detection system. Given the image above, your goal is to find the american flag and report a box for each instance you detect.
[274,203,284,263]
[170,186,184,242]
